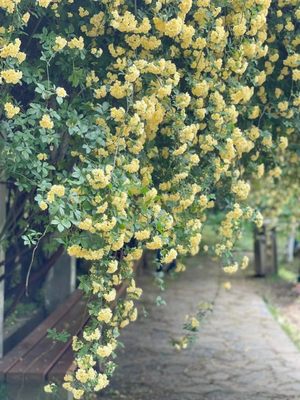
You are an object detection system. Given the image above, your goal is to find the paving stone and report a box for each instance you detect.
[100,256,300,399]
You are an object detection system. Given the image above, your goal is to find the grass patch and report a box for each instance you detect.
[265,299,300,351]
[4,301,40,328]
[278,266,297,283]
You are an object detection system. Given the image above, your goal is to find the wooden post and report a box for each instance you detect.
[44,253,77,314]
[0,184,6,358]
[270,226,278,275]
[254,226,266,276]
[254,220,278,276]
[286,222,298,263]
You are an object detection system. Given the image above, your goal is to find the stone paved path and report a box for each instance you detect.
[100,256,300,400]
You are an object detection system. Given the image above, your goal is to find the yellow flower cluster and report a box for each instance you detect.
[67,245,104,260]
[56,87,67,97]
[223,263,239,274]
[47,184,65,203]
[161,248,177,264]
[231,181,251,201]
[1,69,22,84]
[4,102,20,118]
[39,114,54,129]
[97,307,113,323]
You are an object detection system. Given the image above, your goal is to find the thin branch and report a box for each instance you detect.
[5,245,64,318]
[25,226,48,296]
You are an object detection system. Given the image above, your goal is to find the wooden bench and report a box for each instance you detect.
[0,257,143,400]
[0,289,86,399]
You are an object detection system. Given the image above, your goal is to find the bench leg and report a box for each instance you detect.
[67,392,73,400]
[44,254,77,314]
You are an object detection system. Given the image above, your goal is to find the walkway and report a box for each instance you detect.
[101,257,300,400]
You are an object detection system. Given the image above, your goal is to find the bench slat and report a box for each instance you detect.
[7,296,88,383]
[48,342,77,380]
[2,255,144,384]
[44,308,90,380]
[0,289,82,380]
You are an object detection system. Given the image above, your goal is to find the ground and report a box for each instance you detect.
[100,256,300,400]
[249,270,300,349]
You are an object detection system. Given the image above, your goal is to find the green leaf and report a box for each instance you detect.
[47,328,70,343]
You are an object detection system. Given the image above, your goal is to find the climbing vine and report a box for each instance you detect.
[0,0,299,398]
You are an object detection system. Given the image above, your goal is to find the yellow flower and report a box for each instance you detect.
[192,81,209,98]
[231,86,253,104]
[233,23,246,37]
[123,159,139,173]
[0,39,21,59]
[96,343,113,358]
[4,102,20,118]
[292,69,300,81]
[37,0,51,7]
[279,136,288,150]
[190,317,200,329]
[97,308,113,323]
[46,184,65,204]
[249,106,260,119]
[135,230,151,241]
[75,369,90,384]
[94,86,107,99]
[1,69,22,84]
[223,281,232,290]
[127,279,143,298]
[254,71,266,86]
[107,260,118,274]
[44,383,56,393]
[161,249,177,264]
[56,87,67,97]
[72,389,85,399]
[50,185,65,197]
[120,318,129,328]
[94,373,109,391]
[110,81,128,99]
[22,12,30,23]
[254,212,263,229]
[262,136,272,148]
[164,18,183,38]
[39,114,54,129]
[231,180,250,200]
[68,36,84,50]
[103,288,116,303]
[78,218,93,232]
[130,308,138,322]
[53,36,67,51]
[96,202,108,214]
[278,101,288,112]
[256,164,265,178]
[83,328,101,342]
[146,235,163,250]
[39,201,48,211]
[240,256,249,270]
[37,153,47,161]
[223,263,238,274]
[125,65,140,82]
[179,0,192,15]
